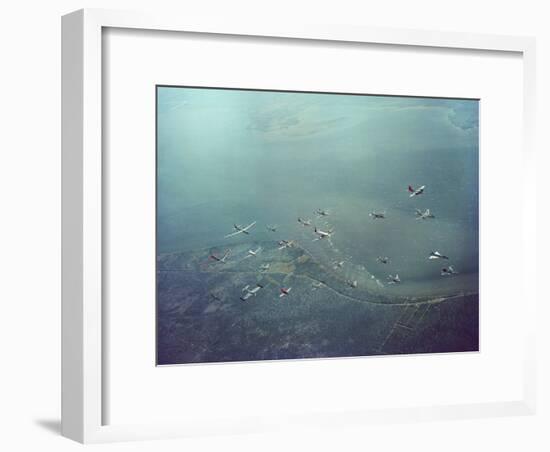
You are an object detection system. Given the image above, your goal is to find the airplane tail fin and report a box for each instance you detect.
[408,185,414,193]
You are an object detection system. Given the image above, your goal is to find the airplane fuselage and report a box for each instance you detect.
[279,287,292,298]
[314,227,333,238]
[370,212,385,219]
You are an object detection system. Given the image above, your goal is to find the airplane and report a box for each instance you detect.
[224,221,257,238]
[259,263,271,272]
[209,249,231,263]
[387,274,401,284]
[266,225,278,232]
[298,217,312,227]
[408,185,426,198]
[279,287,292,298]
[333,260,345,269]
[311,281,326,290]
[441,266,458,276]
[415,208,435,220]
[376,256,390,264]
[314,208,330,217]
[240,283,264,301]
[278,239,295,250]
[369,211,386,219]
[313,226,334,241]
[347,280,358,288]
[244,246,262,258]
[210,293,222,302]
[429,251,449,260]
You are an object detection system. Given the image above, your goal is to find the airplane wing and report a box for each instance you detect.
[224,229,243,238]
[241,221,257,232]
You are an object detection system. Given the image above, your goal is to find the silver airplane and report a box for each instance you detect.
[387,274,401,284]
[240,283,264,301]
[369,211,386,219]
[333,260,345,269]
[259,263,271,272]
[278,239,295,250]
[313,226,334,241]
[244,246,262,258]
[298,217,312,227]
[311,281,326,290]
[429,251,449,260]
[224,221,257,238]
[209,249,231,263]
[376,256,390,264]
[279,287,292,298]
[415,208,435,220]
[266,225,278,232]
[408,185,426,198]
[315,208,330,217]
[441,266,459,276]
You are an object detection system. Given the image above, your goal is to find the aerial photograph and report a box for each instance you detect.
[156,86,479,365]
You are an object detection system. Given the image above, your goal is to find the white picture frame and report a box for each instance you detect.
[62,8,537,443]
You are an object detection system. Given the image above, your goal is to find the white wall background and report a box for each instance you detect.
[0,1,548,451]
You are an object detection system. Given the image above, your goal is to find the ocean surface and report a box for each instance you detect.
[157,87,478,295]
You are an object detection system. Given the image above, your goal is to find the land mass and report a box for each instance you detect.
[157,240,479,364]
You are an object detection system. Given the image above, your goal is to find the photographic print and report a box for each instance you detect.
[156,86,479,365]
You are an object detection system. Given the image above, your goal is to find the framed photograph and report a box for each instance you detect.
[62,9,537,443]
[155,85,480,366]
